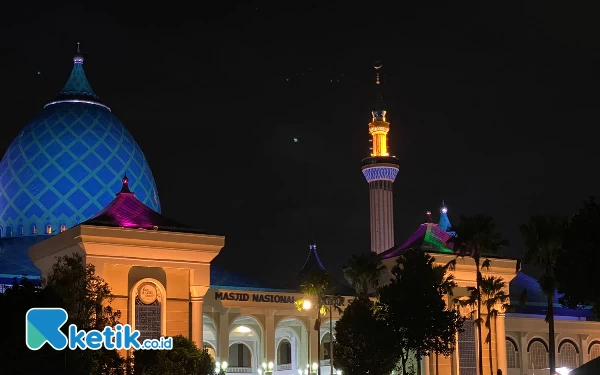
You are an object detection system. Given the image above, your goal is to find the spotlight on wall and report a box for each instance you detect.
[234,325,252,333]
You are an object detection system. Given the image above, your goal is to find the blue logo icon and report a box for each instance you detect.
[25,308,172,351]
[26,308,69,350]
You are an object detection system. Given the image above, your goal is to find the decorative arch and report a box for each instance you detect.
[45,223,52,234]
[527,337,549,352]
[6,226,12,237]
[275,315,308,332]
[31,224,37,234]
[506,336,519,351]
[129,278,167,339]
[588,340,600,354]
[18,225,23,235]
[228,340,254,368]
[558,338,580,354]
[277,338,292,366]
[230,314,265,335]
[0,226,3,237]
[59,223,67,233]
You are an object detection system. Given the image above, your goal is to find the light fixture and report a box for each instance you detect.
[258,370,263,375]
[304,370,309,375]
[298,369,303,375]
[268,362,274,370]
[234,325,252,333]
[312,362,318,370]
[262,362,267,370]
[336,370,342,375]
[302,299,312,310]
[221,361,228,371]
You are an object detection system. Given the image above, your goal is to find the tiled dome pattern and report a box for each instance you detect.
[0,102,161,236]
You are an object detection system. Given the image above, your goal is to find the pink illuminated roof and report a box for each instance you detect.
[82,175,203,233]
[379,222,454,259]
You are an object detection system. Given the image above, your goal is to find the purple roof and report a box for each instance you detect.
[83,176,202,233]
[380,222,454,259]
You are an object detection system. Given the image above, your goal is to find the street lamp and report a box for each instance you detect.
[215,361,228,374]
[302,299,320,375]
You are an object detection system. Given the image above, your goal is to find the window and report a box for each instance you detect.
[506,338,519,368]
[134,282,162,342]
[6,226,12,237]
[0,226,3,237]
[321,333,332,360]
[278,339,292,365]
[590,343,600,360]
[558,341,578,369]
[529,340,548,370]
[458,320,477,375]
[32,224,37,234]
[60,224,67,233]
[46,224,52,234]
[18,225,24,235]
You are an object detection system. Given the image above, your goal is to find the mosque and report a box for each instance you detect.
[0,46,599,375]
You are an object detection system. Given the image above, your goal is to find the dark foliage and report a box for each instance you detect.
[134,335,215,375]
[333,296,397,375]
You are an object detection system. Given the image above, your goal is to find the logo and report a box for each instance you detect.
[26,308,172,351]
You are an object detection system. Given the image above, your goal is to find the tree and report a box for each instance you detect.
[520,215,567,375]
[378,249,464,375]
[343,251,386,297]
[134,335,215,375]
[447,215,508,375]
[462,276,509,375]
[0,254,130,374]
[556,197,600,315]
[333,296,397,375]
[296,269,341,375]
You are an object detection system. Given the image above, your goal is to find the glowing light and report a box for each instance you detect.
[44,99,111,111]
[555,368,572,375]
[361,165,399,182]
[336,371,342,375]
[293,138,299,143]
[234,325,252,333]
[268,362,274,370]
[258,370,263,375]
[221,362,228,370]
[302,299,312,310]
[312,362,318,370]
[262,362,267,370]
[441,207,448,214]
[298,370,303,375]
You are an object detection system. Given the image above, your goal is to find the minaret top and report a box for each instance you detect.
[73,42,84,64]
[438,200,456,236]
[426,211,432,223]
[372,61,386,121]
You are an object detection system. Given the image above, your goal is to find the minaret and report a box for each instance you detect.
[438,200,456,236]
[361,62,400,254]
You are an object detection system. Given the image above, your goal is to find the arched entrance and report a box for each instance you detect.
[230,315,263,373]
[320,318,338,373]
[203,314,218,360]
[275,317,306,373]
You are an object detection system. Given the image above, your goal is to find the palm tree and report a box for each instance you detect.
[480,276,510,375]
[520,215,567,375]
[447,215,508,375]
[343,251,386,297]
[296,270,342,375]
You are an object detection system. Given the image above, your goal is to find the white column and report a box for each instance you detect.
[519,333,528,375]
[496,313,507,375]
[309,317,318,369]
[191,296,203,349]
[265,312,275,366]
[219,312,230,363]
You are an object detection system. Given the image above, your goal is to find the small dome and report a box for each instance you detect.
[0,45,160,237]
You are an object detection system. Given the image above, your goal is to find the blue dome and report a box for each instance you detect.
[0,47,160,241]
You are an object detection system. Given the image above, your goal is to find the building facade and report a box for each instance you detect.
[0,49,599,375]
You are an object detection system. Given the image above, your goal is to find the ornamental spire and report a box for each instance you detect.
[372,61,386,121]
[54,42,101,102]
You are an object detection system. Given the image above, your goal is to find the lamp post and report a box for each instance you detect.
[302,299,316,374]
[215,361,228,375]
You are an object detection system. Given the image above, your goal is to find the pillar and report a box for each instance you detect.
[191,296,204,348]
[581,335,589,366]
[423,355,430,375]
[219,312,230,363]
[519,332,528,375]
[309,317,318,369]
[495,313,507,375]
[265,311,275,366]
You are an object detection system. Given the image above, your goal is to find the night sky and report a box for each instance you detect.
[1,3,599,283]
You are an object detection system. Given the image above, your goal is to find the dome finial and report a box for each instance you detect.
[119,173,132,194]
[73,42,84,64]
[426,210,432,223]
[441,199,448,214]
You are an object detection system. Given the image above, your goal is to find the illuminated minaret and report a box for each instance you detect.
[361,62,399,254]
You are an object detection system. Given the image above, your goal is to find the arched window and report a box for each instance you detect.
[558,340,579,369]
[60,223,67,233]
[6,226,12,237]
[45,224,52,234]
[32,224,37,234]
[506,337,519,368]
[277,339,292,365]
[321,332,332,361]
[18,225,24,235]
[528,339,548,370]
[590,342,600,360]
[131,280,165,342]
[0,226,3,237]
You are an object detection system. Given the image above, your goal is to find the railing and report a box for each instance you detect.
[277,364,292,371]
[320,359,331,367]
[227,367,252,373]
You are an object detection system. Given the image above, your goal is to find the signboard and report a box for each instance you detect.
[214,291,347,306]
